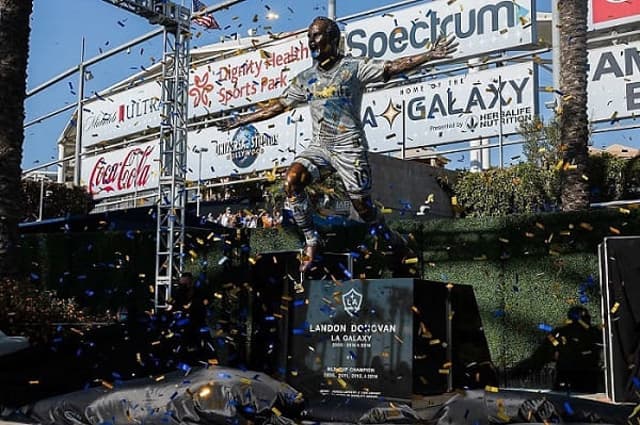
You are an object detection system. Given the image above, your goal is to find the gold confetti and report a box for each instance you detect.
[611,302,620,313]
[199,386,212,397]
[579,222,593,231]
[337,377,347,388]
[271,407,282,416]
[485,385,499,392]
[101,380,114,390]
[403,257,418,264]
[609,226,621,235]
[619,207,631,214]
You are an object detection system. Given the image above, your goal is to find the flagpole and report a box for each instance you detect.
[328,0,336,20]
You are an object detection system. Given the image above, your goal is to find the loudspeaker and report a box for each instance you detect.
[599,236,640,403]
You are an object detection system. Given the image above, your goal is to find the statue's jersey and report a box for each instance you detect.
[281,56,386,147]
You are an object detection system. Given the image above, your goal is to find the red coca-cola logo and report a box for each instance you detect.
[88,145,155,195]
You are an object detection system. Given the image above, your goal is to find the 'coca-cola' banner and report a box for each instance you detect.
[81,141,159,199]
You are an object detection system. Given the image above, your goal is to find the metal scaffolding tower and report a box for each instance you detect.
[102,0,191,309]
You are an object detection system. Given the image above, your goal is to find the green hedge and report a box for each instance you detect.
[248,208,640,366]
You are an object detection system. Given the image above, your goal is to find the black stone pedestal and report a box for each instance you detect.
[288,278,415,400]
[286,279,494,401]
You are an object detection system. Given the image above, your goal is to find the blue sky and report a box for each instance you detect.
[24,0,555,171]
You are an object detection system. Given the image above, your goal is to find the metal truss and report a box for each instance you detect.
[101,0,191,309]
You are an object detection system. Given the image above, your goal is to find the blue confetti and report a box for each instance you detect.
[538,323,553,332]
[563,401,574,415]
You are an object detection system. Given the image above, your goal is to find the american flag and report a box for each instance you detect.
[192,0,220,29]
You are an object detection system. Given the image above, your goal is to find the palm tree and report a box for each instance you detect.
[558,0,590,211]
[0,0,33,277]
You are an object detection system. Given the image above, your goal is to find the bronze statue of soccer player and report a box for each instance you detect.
[216,17,457,272]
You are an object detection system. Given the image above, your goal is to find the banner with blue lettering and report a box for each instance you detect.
[363,61,537,150]
[345,0,536,61]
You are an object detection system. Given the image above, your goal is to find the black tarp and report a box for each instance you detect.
[4,368,638,425]
[12,367,304,425]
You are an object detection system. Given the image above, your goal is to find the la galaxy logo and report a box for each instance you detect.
[342,287,363,318]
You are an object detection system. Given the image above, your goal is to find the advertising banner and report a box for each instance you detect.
[345,0,536,61]
[81,82,161,148]
[81,141,159,199]
[589,0,640,31]
[81,35,311,148]
[188,34,312,114]
[588,40,640,123]
[186,107,312,180]
[363,61,537,150]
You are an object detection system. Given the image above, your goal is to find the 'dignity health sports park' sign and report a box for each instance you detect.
[588,39,640,123]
